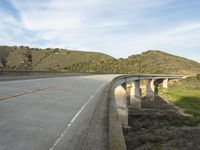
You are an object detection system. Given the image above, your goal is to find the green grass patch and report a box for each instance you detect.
[160,76,200,123]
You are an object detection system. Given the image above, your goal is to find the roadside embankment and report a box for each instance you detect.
[124,95,200,150]
[159,76,200,123]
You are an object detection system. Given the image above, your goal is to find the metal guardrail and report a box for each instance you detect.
[0,70,49,77]
[0,70,183,78]
[0,70,96,82]
[0,70,96,78]
[0,69,118,77]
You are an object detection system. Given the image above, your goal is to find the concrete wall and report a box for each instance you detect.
[114,85,128,126]
[110,80,127,150]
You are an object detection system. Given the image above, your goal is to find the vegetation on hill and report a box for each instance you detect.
[0,46,113,71]
[159,75,200,123]
[0,46,200,75]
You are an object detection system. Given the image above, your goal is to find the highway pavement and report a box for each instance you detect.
[0,75,117,150]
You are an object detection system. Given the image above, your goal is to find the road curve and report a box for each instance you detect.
[0,75,117,150]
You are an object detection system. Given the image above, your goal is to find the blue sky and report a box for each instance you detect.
[0,0,200,62]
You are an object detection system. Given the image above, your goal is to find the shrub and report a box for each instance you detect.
[196,74,200,81]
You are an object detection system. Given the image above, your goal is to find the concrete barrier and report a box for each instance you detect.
[109,77,127,150]
[0,70,82,77]
[0,70,37,77]
[0,70,107,81]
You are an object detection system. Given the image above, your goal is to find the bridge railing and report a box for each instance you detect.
[0,70,29,77]
[0,69,115,77]
[0,69,94,77]
[109,77,127,150]
[0,69,121,81]
[0,69,183,78]
[0,69,51,77]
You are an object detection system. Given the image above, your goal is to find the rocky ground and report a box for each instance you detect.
[124,96,200,150]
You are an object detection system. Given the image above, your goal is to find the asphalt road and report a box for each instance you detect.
[0,75,117,150]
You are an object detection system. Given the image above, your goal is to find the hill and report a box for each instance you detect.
[0,46,200,75]
[0,46,113,72]
[65,50,200,75]
[126,50,200,75]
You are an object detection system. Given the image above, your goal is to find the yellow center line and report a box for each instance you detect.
[0,86,57,101]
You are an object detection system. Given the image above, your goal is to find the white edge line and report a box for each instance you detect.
[49,83,106,150]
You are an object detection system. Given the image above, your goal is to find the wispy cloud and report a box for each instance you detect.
[0,0,21,20]
[0,0,199,62]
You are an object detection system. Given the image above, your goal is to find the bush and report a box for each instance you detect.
[196,74,200,81]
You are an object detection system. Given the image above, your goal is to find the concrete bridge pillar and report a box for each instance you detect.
[114,84,128,126]
[146,78,155,98]
[163,78,169,89]
[130,80,141,109]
